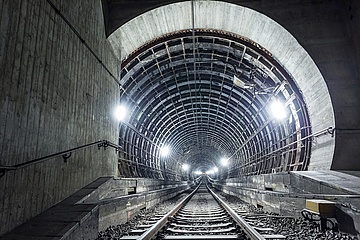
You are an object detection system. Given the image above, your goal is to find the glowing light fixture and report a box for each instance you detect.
[213,167,219,172]
[114,105,127,121]
[206,170,215,175]
[221,158,229,166]
[160,146,170,157]
[182,164,190,171]
[194,171,202,175]
[270,100,287,120]
[233,75,253,89]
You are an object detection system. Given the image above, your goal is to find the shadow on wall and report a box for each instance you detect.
[336,208,359,236]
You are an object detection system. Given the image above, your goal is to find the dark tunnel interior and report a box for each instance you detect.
[117,29,311,180]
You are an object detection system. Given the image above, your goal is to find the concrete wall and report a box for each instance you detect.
[76,177,192,232]
[0,0,119,236]
[211,172,360,236]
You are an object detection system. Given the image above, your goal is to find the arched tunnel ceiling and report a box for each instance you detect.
[108,1,336,178]
[118,29,311,178]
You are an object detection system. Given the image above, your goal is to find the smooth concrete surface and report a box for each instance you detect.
[292,171,360,195]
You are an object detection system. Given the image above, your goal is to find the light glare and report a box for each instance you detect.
[270,100,286,120]
[213,167,219,172]
[160,146,170,157]
[221,158,229,166]
[182,164,190,171]
[206,170,215,175]
[194,171,202,175]
[114,105,127,121]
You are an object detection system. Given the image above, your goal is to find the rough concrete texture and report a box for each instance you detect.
[78,177,190,204]
[82,178,191,231]
[0,177,192,239]
[108,0,336,170]
[96,184,189,231]
[0,0,119,236]
[0,177,110,240]
[212,171,360,237]
[63,209,99,240]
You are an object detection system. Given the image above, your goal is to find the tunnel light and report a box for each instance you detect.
[182,164,190,171]
[206,170,215,175]
[194,171,202,175]
[213,167,219,172]
[233,75,252,89]
[270,100,286,120]
[160,146,170,157]
[221,158,229,166]
[114,105,127,121]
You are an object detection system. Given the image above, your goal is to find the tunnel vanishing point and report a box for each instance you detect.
[1,0,360,239]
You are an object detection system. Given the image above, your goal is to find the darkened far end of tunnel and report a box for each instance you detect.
[116,29,312,180]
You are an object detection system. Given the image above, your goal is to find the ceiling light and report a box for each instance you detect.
[233,75,253,89]
[270,100,287,120]
[182,164,190,171]
[160,146,170,157]
[206,170,215,175]
[114,105,127,121]
[221,158,229,166]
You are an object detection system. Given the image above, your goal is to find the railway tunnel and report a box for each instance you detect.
[0,0,360,239]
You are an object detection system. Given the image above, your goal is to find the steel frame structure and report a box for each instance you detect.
[117,29,312,179]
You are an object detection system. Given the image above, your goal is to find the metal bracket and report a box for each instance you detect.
[327,127,335,137]
[98,141,109,150]
[62,152,72,163]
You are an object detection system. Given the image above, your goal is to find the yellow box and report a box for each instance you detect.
[305,199,335,217]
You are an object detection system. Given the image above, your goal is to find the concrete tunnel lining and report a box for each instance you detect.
[108,0,335,174]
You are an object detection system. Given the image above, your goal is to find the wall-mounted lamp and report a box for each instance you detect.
[114,105,128,121]
[182,163,190,171]
[221,158,229,166]
[206,169,215,175]
[160,145,170,157]
[270,99,287,120]
[233,75,254,89]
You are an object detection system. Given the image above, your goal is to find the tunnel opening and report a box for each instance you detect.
[117,29,312,180]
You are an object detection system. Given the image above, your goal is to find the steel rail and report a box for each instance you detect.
[207,185,266,240]
[137,182,202,240]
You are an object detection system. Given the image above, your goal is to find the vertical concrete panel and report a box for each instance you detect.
[0,0,119,236]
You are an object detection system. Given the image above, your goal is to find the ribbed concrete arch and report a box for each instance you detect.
[109,0,335,170]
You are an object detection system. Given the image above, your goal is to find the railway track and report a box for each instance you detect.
[120,180,285,240]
